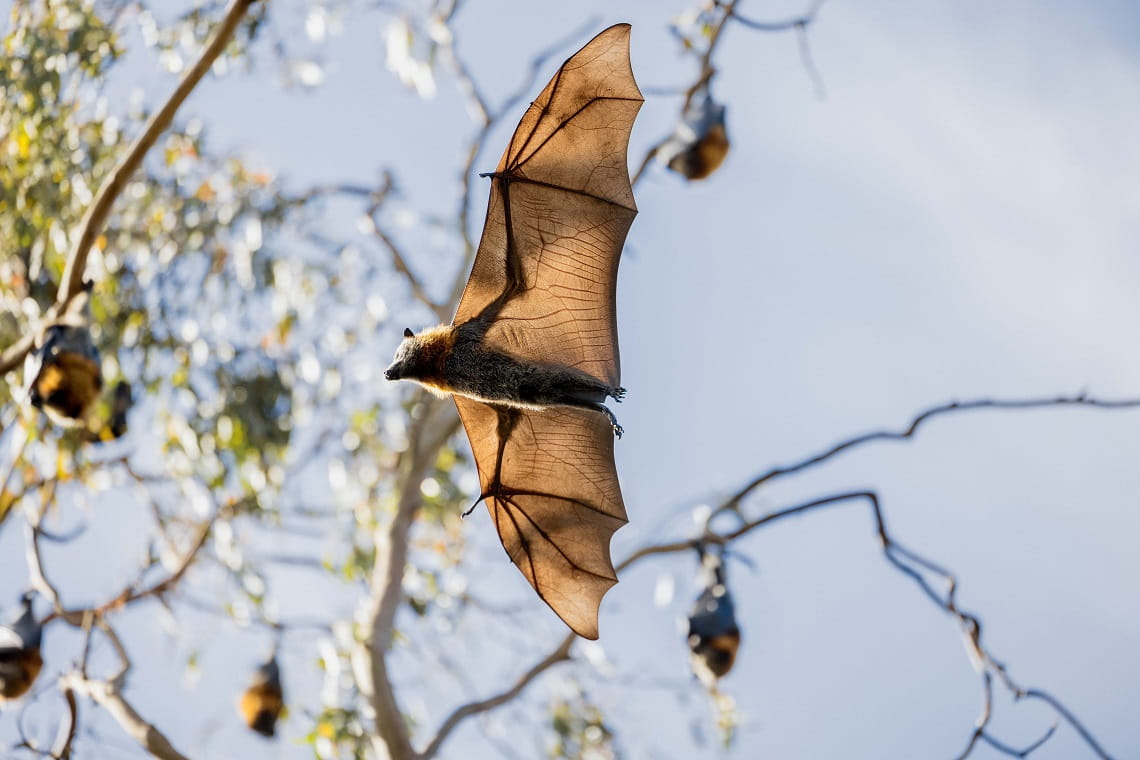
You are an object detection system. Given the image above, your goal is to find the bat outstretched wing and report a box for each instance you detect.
[454,397,627,639]
[453,23,642,388]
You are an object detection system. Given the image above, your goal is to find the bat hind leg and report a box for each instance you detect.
[582,401,623,439]
[544,376,625,437]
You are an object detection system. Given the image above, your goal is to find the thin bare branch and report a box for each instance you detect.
[980,721,1060,758]
[795,18,826,98]
[57,0,259,309]
[40,520,212,627]
[50,686,79,760]
[616,479,1115,758]
[0,333,36,376]
[721,393,1140,512]
[1020,691,1109,758]
[367,196,448,322]
[631,0,736,188]
[729,0,826,32]
[419,634,574,760]
[61,673,190,760]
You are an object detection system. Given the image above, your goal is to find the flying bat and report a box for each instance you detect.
[386,24,642,639]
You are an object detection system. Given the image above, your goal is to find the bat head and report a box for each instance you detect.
[384,325,454,384]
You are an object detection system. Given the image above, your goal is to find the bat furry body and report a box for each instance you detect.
[0,595,43,701]
[27,325,102,423]
[25,286,102,425]
[387,323,626,435]
[663,94,729,181]
[239,657,284,738]
[688,551,741,684]
[386,25,642,639]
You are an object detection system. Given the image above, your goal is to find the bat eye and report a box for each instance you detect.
[403,328,415,339]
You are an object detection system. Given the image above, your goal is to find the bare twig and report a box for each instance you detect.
[61,674,190,760]
[730,0,825,32]
[363,176,449,321]
[0,333,36,376]
[415,395,1133,758]
[980,721,1059,757]
[419,634,574,759]
[50,686,79,760]
[719,393,1140,514]
[631,1,737,187]
[633,0,830,186]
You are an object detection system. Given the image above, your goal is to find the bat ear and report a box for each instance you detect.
[403,328,415,339]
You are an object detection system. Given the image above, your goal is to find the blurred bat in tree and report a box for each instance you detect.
[0,593,43,701]
[108,380,132,439]
[661,91,729,181]
[385,24,642,639]
[687,546,740,685]
[24,284,102,425]
[239,655,284,738]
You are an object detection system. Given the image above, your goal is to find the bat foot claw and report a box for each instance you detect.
[592,403,623,438]
[611,387,626,402]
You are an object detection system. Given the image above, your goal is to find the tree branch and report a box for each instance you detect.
[418,634,574,760]
[56,0,259,312]
[719,393,1140,514]
[61,674,190,760]
[50,686,79,760]
[729,0,826,32]
[619,488,1115,758]
[631,0,739,187]
[1,0,259,377]
[356,396,460,760]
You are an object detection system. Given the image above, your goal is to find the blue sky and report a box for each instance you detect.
[4,1,1140,758]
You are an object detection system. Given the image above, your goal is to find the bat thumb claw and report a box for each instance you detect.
[460,497,485,519]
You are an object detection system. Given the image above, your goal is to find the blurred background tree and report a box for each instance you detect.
[1,1,1136,759]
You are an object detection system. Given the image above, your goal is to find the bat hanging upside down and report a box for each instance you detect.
[238,656,284,738]
[24,285,102,426]
[687,547,741,685]
[386,24,642,640]
[0,593,43,702]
